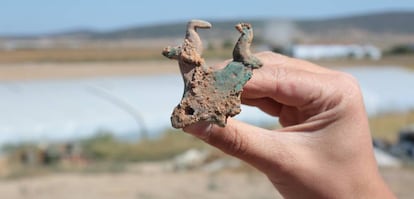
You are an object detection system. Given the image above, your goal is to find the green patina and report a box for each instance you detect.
[162,46,180,59]
[243,56,262,69]
[213,61,252,93]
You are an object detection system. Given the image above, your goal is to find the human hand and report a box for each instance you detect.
[184,52,396,199]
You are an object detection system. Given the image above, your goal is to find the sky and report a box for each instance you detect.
[0,0,413,35]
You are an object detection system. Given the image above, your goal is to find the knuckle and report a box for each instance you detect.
[256,51,286,61]
[330,71,365,110]
[336,72,362,96]
[336,71,359,87]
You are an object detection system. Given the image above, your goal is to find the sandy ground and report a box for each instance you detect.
[0,54,412,81]
[0,162,413,199]
[0,61,179,81]
[0,60,224,81]
[0,162,281,199]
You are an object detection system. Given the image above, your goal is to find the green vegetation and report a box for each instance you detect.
[1,129,207,164]
[1,110,414,179]
[221,39,234,49]
[81,130,205,162]
[386,44,414,55]
[0,129,208,179]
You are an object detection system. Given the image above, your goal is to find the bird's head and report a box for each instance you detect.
[235,23,252,34]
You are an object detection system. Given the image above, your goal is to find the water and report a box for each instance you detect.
[0,66,413,145]
[341,67,414,115]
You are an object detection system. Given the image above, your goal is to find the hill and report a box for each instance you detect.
[1,11,413,49]
[88,11,414,40]
[297,11,414,34]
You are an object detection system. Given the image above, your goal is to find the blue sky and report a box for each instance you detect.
[0,0,413,35]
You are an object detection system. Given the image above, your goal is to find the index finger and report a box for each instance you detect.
[242,52,339,108]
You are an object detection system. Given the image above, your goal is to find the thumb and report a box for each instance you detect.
[183,118,292,169]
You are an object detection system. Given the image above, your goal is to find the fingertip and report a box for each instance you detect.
[182,121,213,140]
[183,119,281,170]
[205,118,269,159]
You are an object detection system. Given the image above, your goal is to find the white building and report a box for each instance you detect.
[292,44,381,60]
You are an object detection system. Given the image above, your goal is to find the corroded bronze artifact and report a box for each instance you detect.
[163,20,262,128]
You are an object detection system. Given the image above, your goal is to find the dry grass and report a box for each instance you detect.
[0,60,182,80]
[81,131,207,162]
[315,54,414,69]
[0,48,232,80]
[369,111,414,142]
[1,47,412,68]
[0,48,163,63]
[0,47,413,81]
[0,48,233,64]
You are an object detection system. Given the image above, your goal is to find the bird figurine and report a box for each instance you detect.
[162,20,262,128]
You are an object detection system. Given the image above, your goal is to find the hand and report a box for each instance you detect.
[184,52,396,199]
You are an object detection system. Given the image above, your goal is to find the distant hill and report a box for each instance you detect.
[1,11,413,49]
[293,11,414,47]
[85,20,264,40]
[82,11,414,40]
[91,23,186,39]
[297,11,414,34]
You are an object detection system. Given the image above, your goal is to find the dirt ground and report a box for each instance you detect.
[0,162,413,199]
[0,162,281,199]
[1,54,413,81]
[0,61,180,81]
[0,60,226,81]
